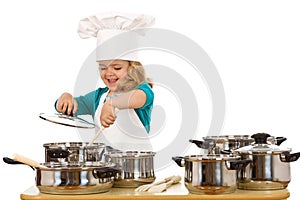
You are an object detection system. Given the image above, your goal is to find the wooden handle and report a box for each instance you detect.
[166,175,181,188]
[12,153,46,169]
[88,126,105,146]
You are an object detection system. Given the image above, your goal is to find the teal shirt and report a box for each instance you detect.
[70,82,154,133]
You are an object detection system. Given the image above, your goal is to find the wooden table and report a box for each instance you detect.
[20,182,290,200]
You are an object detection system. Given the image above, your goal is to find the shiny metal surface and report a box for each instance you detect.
[235,133,293,190]
[105,151,156,187]
[237,153,291,190]
[198,135,285,155]
[192,135,254,155]
[174,155,241,194]
[36,162,116,194]
[43,142,105,162]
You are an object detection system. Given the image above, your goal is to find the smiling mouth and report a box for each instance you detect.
[107,78,119,84]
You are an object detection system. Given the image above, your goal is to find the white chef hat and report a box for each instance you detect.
[78,11,155,61]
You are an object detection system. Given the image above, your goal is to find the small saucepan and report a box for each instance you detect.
[235,133,300,190]
[172,154,250,194]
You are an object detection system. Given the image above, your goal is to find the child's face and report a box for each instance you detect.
[98,60,129,91]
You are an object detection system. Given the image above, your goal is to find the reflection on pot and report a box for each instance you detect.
[43,142,105,163]
[105,151,156,188]
[235,133,300,190]
[172,154,250,194]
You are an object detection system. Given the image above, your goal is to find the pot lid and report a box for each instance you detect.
[235,133,291,154]
[39,113,95,129]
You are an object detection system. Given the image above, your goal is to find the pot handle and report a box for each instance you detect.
[280,151,300,162]
[92,167,121,179]
[275,137,287,146]
[172,156,185,167]
[220,150,232,155]
[46,148,70,159]
[189,139,213,149]
[225,159,252,170]
[2,157,35,170]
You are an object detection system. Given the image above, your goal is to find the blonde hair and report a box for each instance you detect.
[115,61,153,92]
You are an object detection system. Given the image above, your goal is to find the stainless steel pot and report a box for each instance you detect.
[172,154,250,194]
[190,134,286,155]
[36,162,119,194]
[105,151,156,188]
[235,133,300,190]
[190,136,228,154]
[43,142,105,162]
[3,157,119,195]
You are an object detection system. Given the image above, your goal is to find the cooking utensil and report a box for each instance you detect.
[87,108,119,146]
[172,154,250,195]
[39,112,95,128]
[235,132,300,190]
[190,134,287,155]
[147,175,181,193]
[36,162,118,194]
[43,142,105,162]
[88,126,105,146]
[135,175,176,192]
[3,157,119,194]
[105,150,156,188]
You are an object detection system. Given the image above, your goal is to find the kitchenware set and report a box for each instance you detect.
[5,110,299,196]
[173,133,300,195]
[3,113,158,194]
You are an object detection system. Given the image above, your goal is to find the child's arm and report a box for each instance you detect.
[110,89,146,109]
[100,89,146,127]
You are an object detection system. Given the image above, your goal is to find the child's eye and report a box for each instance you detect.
[98,66,107,71]
[114,67,122,70]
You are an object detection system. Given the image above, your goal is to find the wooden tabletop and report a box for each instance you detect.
[20,183,290,200]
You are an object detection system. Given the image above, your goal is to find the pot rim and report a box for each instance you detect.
[37,161,115,171]
[43,142,105,148]
[181,154,240,161]
[105,150,156,158]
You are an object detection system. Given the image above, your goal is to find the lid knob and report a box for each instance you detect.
[251,133,271,144]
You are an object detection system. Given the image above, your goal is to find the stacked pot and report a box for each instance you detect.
[4,142,156,194]
[173,133,299,194]
[34,142,119,195]
[42,142,156,191]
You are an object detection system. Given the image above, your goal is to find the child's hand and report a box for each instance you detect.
[56,92,78,115]
[100,100,116,128]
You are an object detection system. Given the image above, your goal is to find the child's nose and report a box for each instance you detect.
[106,67,114,74]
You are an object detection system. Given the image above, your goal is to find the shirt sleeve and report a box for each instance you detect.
[137,82,154,109]
[54,87,108,119]
[74,90,97,116]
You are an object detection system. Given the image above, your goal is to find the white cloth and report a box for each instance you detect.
[93,91,153,151]
[78,11,155,61]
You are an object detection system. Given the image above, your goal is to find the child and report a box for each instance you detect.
[55,12,155,151]
[56,60,154,133]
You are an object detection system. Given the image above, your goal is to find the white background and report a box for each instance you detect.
[1,0,300,199]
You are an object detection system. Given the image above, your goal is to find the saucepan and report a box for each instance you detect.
[105,150,156,187]
[235,133,300,190]
[190,134,286,155]
[172,154,251,194]
[43,142,106,163]
[3,155,120,194]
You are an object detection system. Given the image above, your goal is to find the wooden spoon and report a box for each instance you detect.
[147,175,182,193]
